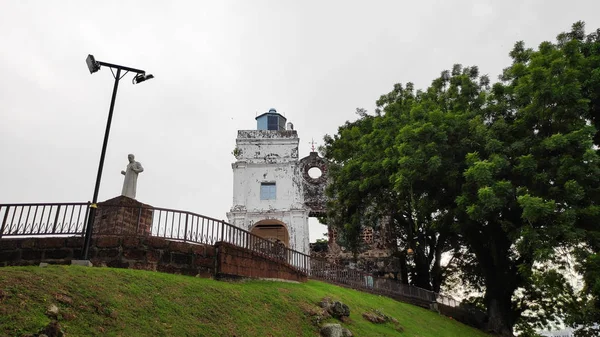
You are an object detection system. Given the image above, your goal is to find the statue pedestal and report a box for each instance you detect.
[93,196,153,236]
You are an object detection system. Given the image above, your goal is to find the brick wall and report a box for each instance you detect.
[0,236,215,277]
[89,236,215,277]
[215,242,307,282]
[93,196,153,236]
[0,237,82,266]
[0,237,310,282]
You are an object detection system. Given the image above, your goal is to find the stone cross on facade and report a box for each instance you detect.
[309,138,317,152]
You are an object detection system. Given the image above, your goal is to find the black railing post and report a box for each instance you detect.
[184,214,189,242]
[37,206,46,234]
[227,223,232,244]
[0,206,9,239]
[51,205,61,234]
[220,220,225,242]
[81,202,90,237]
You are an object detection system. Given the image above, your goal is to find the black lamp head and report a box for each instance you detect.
[133,73,154,84]
[86,54,100,74]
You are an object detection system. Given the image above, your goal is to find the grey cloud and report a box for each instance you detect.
[1,0,599,241]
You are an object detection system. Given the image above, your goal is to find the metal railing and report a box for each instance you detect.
[146,204,452,305]
[0,203,90,238]
[0,201,462,309]
[146,205,311,273]
[437,293,461,307]
[309,256,440,303]
[146,204,463,307]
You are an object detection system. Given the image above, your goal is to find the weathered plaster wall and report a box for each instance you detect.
[235,130,299,164]
[227,129,310,254]
[231,162,304,212]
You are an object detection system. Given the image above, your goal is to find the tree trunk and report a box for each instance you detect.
[399,253,409,284]
[484,263,517,337]
[430,233,446,293]
[486,295,515,337]
[468,220,517,337]
[413,249,432,290]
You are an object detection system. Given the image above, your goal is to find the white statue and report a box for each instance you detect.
[121,154,144,199]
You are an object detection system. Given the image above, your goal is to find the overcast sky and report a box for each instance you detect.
[1,0,599,242]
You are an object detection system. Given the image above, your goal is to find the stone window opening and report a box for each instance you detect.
[260,182,276,200]
[308,167,322,179]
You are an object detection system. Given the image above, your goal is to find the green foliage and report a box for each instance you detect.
[323,21,600,336]
[312,239,329,252]
[566,252,600,336]
[232,147,242,158]
[517,195,556,223]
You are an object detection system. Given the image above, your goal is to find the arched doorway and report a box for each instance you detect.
[251,219,290,247]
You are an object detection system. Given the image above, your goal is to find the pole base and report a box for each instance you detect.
[71,260,93,267]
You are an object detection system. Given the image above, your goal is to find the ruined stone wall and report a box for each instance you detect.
[298,152,328,216]
[312,222,400,279]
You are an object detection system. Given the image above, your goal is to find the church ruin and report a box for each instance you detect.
[226,108,328,255]
[226,108,398,276]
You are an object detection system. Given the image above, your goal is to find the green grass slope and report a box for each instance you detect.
[0,266,489,337]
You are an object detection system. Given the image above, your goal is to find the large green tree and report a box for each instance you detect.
[558,22,600,337]
[462,22,600,336]
[323,68,480,292]
[323,22,600,336]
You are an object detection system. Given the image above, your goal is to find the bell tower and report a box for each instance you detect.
[226,109,310,254]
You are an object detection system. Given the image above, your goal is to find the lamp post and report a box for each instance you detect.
[81,54,154,260]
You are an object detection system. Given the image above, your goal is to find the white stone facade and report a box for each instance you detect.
[226,129,311,255]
